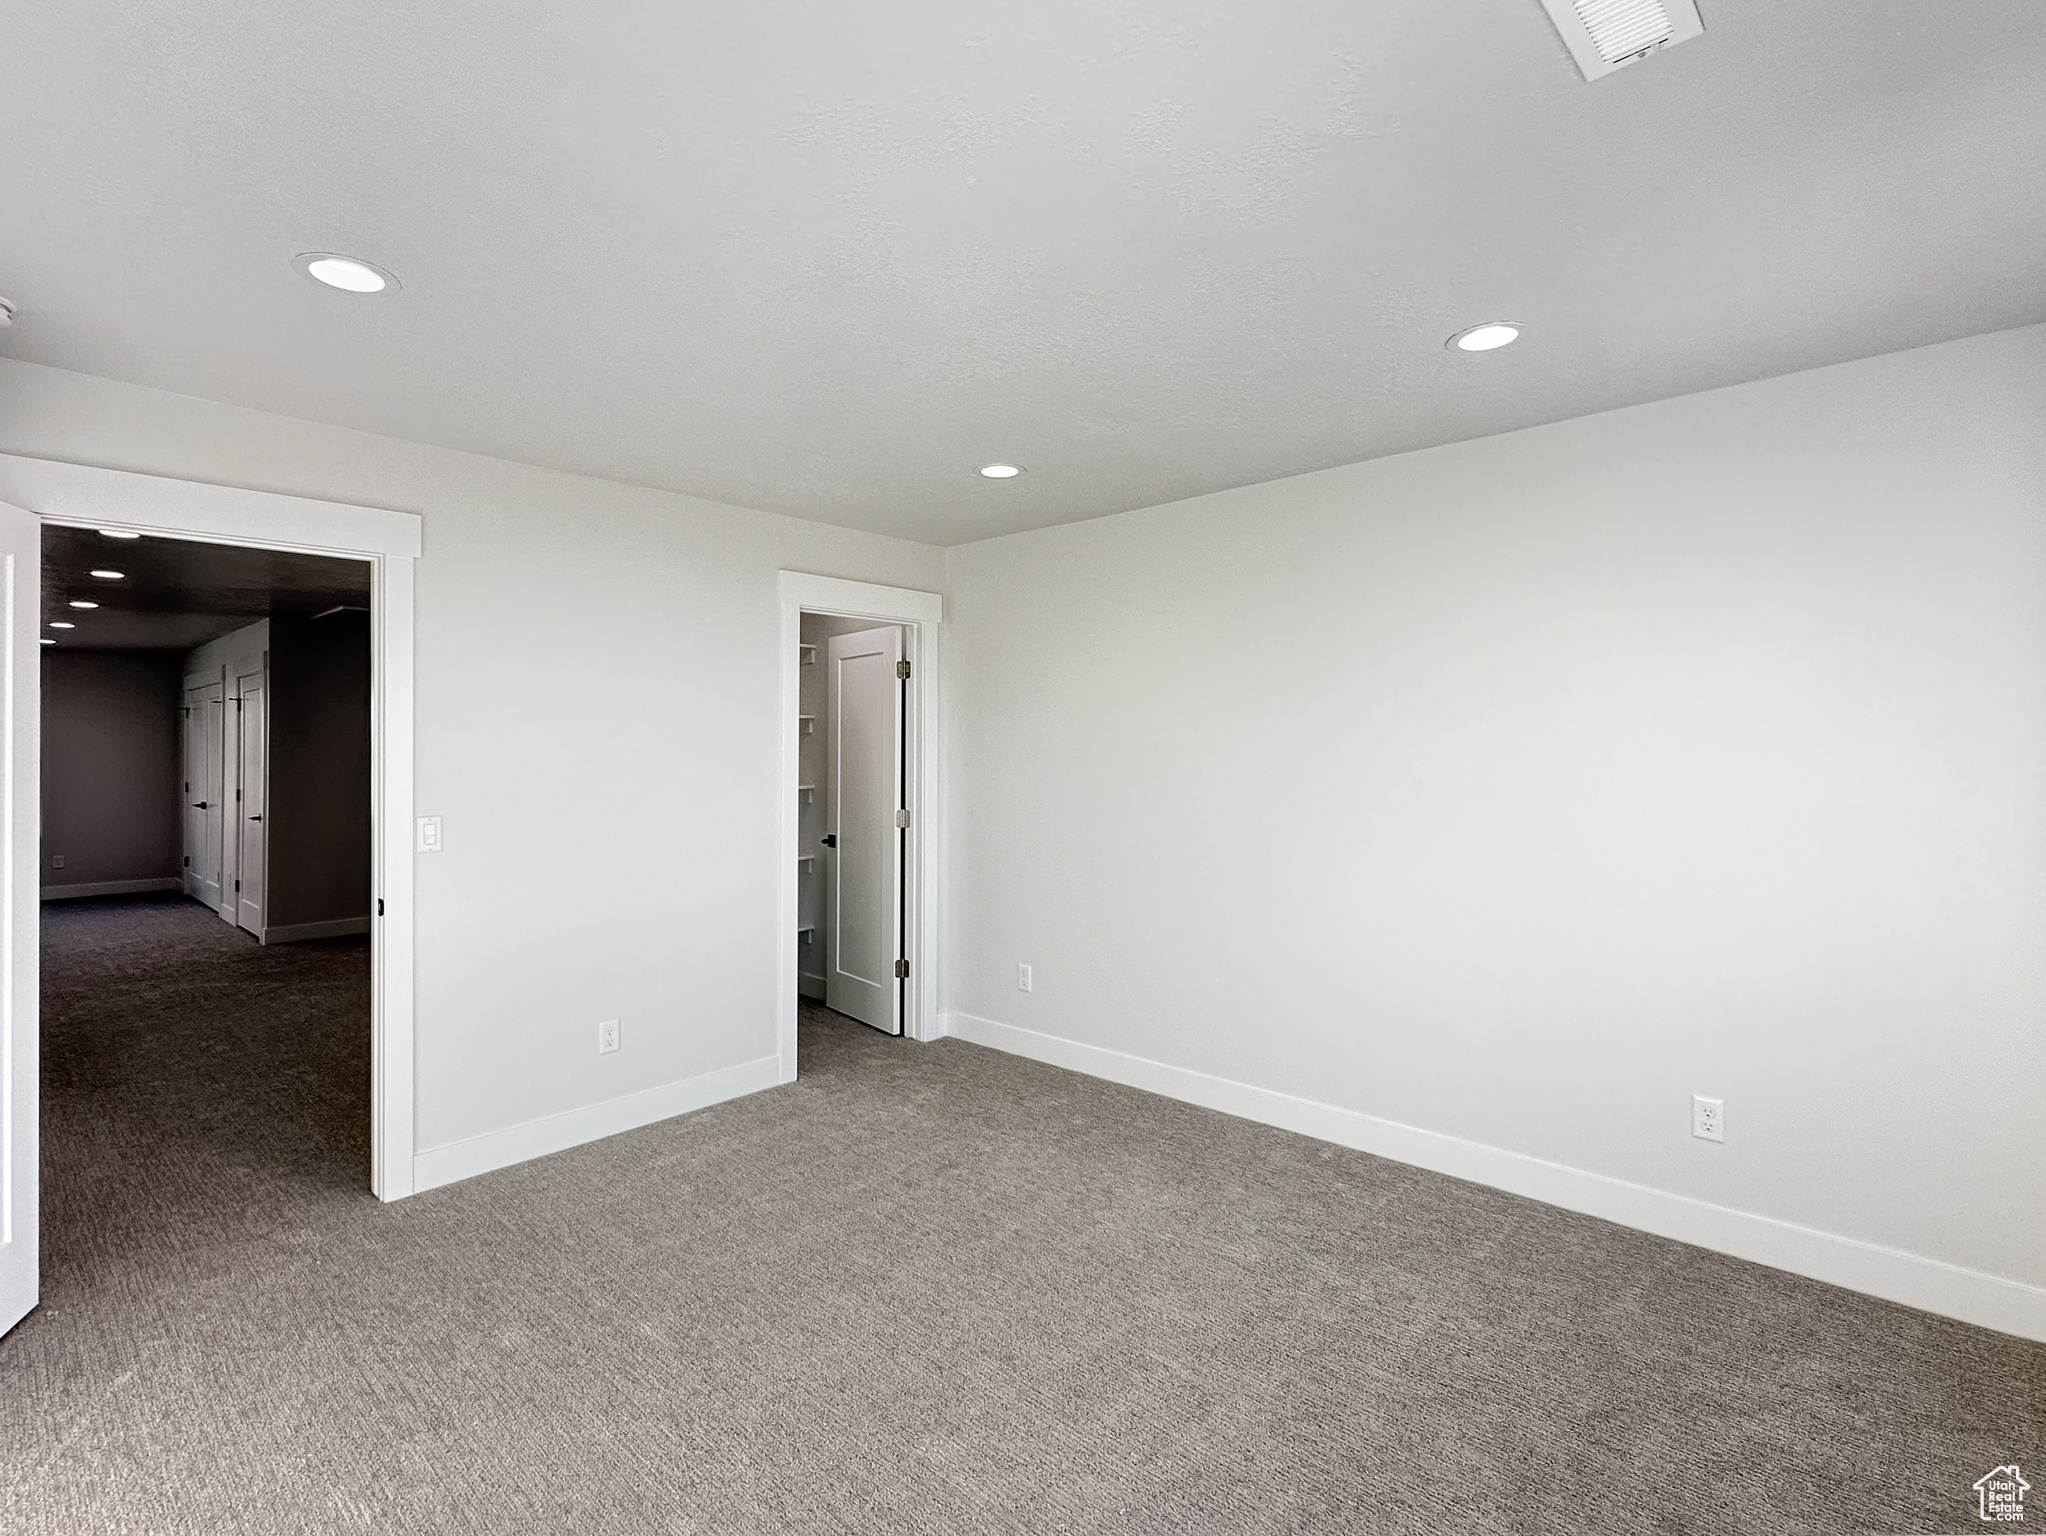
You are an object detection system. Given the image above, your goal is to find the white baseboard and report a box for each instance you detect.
[411,1053,783,1195]
[945,1011,2046,1343]
[40,877,182,901]
[263,916,371,944]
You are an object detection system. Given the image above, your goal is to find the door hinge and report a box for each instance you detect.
[894,957,910,980]
[895,808,910,829]
[234,879,241,892]
[897,659,911,679]
[377,898,384,917]
[183,856,190,867]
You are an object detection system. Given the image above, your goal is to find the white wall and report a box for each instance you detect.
[1,357,944,1165]
[942,324,2046,1333]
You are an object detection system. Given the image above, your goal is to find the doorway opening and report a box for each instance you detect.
[39,528,377,1269]
[798,613,909,1035]
[2,457,420,1342]
[777,572,943,1079]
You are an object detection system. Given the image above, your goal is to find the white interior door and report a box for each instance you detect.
[181,676,225,908]
[824,625,904,1035]
[1,499,41,1338]
[234,665,267,937]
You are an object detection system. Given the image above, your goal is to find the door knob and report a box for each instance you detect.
[248,815,262,822]
[193,801,208,809]
[821,834,837,847]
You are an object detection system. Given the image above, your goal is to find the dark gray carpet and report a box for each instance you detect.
[3,895,2039,1535]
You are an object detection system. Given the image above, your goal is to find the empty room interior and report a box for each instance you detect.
[1,2,2042,1533]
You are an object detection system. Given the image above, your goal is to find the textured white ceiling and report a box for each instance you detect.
[2,1,2042,545]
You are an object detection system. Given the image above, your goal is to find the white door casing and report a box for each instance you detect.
[776,571,942,1078]
[0,452,419,1214]
[0,499,41,1337]
[181,676,226,909]
[234,665,267,936]
[825,625,905,1035]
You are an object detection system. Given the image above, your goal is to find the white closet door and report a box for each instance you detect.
[234,666,267,937]
[825,626,904,1035]
[1,497,41,1339]
[182,678,225,909]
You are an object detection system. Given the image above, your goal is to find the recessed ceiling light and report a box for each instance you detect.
[89,569,126,579]
[979,464,1023,479]
[39,638,54,646]
[1449,322,1521,353]
[97,529,142,539]
[49,621,74,629]
[296,253,399,295]
[68,600,98,609]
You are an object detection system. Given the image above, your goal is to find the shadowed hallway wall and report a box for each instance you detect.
[267,612,372,933]
[41,650,182,896]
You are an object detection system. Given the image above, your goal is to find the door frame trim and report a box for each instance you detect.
[777,572,943,1075]
[0,453,422,1201]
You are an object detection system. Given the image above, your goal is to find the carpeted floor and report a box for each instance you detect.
[3,895,2039,1535]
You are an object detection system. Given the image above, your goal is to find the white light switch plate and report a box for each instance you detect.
[416,816,443,853]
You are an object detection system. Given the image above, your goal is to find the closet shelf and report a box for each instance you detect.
[799,644,817,665]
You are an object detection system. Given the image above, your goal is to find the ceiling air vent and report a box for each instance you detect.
[1539,0,1704,81]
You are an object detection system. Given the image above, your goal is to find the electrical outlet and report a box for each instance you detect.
[1017,963,1032,993]
[597,1019,620,1055]
[50,854,64,869]
[1692,1094,1725,1143]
